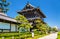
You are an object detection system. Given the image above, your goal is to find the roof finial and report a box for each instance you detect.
[27,1,30,4]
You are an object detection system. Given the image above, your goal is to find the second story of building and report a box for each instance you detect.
[17,3,46,21]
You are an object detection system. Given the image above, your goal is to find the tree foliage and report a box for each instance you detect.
[52,27,58,32]
[0,0,10,13]
[15,14,28,23]
[34,19,50,34]
[15,15,32,32]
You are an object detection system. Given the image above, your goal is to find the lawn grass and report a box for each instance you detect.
[26,31,48,39]
[0,32,19,37]
[57,32,60,39]
[0,32,32,39]
[26,34,47,39]
[0,31,48,39]
[0,32,19,39]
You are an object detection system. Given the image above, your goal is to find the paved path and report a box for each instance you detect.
[38,32,58,39]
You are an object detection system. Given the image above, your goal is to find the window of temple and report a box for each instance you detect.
[0,22,10,29]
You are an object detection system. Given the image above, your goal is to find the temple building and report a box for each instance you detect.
[0,12,20,32]
[0,0,20,32]
[17,3,46,31]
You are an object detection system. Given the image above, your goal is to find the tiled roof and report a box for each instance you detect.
[0,13,20,23]
[17,3,46,18]
[23,3,35,10]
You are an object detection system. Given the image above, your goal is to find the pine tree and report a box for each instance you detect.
[0,0,10,13]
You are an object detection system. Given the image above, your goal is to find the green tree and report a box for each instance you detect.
[15,14,32,32]
[44,24,52,33]
[52,27,58,32]
[45,25,52,33]
[0,0,10,13]
[15,14,33,38]
[34,20,50,34]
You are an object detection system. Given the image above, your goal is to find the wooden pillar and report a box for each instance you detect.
[15,25,17,32]
[2,29,3,32]
[9,23,12,32]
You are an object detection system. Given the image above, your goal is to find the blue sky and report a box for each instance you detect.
[7,0,60,28]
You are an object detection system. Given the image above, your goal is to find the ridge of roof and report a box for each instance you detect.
[22,3,35,10]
